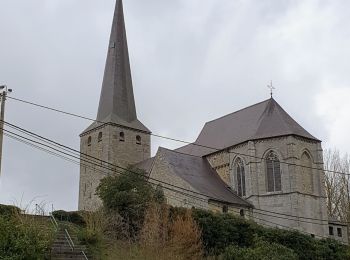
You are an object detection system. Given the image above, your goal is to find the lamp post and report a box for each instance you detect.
[0,85,12,177]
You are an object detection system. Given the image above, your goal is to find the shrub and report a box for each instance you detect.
[52,210,85,226]
[96,167,165,238]
[191,209,349,259]
[192,209,256,255]
[139,204,203,260]
[222,238,298,260]
[0,204,21,218]
[0,215,54,259]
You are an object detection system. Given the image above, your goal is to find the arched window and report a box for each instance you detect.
[301,152,313,193]
[266,151,281,192]
[234,158,246,197]
[98,132,102,142]
[87,136,91,146]
[136,135,141,145]
[119,132,125,142]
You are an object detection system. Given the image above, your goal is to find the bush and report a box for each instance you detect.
[0,204,21,218]
[0,215,54,259]
[222,238,298,260]
[191,209,349,259]
[192,209,256,255]
[52,210,85,226]
[96,167,165,238]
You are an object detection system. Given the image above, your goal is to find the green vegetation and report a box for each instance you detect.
[192,209,350,259]
[96,167,165,238]
[0,205,55,259]
[4,167,346,260]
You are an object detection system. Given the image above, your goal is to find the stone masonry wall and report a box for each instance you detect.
[78,124,150,211]
[205,136,329,238]
[149,149,209,210]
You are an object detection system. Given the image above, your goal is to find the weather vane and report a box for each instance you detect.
[267,81,275,98]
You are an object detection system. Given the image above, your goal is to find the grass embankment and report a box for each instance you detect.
[0,204,56,259]
[54,207,350,260]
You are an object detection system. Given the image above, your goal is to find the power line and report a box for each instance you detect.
[3,126,210,204]
[6,95,349,177]
[6,126,349,241]
[4,122,347,228]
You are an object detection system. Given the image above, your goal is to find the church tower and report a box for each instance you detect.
[78,0,151,211]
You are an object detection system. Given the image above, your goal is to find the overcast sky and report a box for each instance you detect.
[0,0,350,212]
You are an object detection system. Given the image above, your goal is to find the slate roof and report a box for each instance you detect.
[82,0,150,135]
[136,148,252,207]
[176,98,320,157]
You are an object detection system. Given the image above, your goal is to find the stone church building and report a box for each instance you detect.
[79,0,348,243]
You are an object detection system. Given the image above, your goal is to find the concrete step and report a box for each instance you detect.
[51,227,90,259]
[51,246,87,252]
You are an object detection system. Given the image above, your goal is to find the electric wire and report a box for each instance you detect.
[6,95,348,177]
[4,123,348,228]
[6,128,347,240]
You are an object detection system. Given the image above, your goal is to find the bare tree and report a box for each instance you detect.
[324,149,350,222]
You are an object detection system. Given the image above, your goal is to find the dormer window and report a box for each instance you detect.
[98,132,103,142]
[119,132,125,142]
[136,135,141,145]
[87,136,92,146]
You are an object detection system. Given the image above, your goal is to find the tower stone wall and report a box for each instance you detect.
[78,0,151,211]
[78,124,150,211]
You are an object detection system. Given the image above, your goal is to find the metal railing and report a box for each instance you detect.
[35,203,46,216]
[49,206,88,260]
[49,212,58,230]
[64,229,75,251]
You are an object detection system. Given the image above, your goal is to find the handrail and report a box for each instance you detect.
[35,203,46,216]
[49,213,58,230]
[64,229,75,251]
[50,205,88,259]
[82,250,89,260]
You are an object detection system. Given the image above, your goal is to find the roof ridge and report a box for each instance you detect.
[205,98,271,125]
[159,146,203,158]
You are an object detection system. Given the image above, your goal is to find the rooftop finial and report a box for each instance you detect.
[267,81,275,98]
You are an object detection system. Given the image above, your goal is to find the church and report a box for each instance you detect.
[78,0,348,243]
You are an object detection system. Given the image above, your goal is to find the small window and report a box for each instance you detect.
[98,132,103,142]
[119,132,125,142]
[222,205,228,213]
[240,209,245,217]
[136,135,141,145]
[337,228,342,237]
[87,136,92,146]
[329,226,334,236]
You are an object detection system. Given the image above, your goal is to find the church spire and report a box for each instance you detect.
[96,0,137,123]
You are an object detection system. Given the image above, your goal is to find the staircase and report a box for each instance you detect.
[50,227,90,260]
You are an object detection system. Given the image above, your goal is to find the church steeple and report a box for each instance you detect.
[82,0,149,134]
[79,0,151,211]
[97,0,136,123]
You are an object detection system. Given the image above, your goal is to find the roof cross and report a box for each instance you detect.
[267,81,275,98]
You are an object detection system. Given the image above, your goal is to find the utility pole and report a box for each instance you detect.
[0,85,12,177]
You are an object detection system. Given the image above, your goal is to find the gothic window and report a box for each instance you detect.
[222,205,228,213]
[234,158,246,197]
[301,152,313,194]
[119,132,125,142]
[266,151,281,192]
[87,136,91,146]
[98,132,103,142]
[136,135,141,145]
